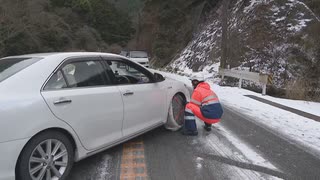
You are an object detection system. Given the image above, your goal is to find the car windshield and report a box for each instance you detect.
[0,57,41,82]
[130,51,148,58]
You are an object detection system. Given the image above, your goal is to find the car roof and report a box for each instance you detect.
[2,52,124,60]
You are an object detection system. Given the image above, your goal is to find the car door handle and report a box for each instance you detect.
[53,98,72,105]
[123,91,134,96]
[168,86,173,89]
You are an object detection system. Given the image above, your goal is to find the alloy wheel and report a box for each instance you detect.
[28,139,68,180]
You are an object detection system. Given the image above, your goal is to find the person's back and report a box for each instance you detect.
[194,82,223,120]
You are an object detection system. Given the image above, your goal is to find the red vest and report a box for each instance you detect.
[186,82,221,124]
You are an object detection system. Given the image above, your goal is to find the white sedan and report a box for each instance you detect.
[0,52,190,180]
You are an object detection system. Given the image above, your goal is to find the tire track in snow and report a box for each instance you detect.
[193,120,284,179]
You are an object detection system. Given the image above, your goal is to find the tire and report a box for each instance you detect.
[17,131,74,180]
[165,94,186,131]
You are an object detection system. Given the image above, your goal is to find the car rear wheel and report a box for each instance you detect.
[17,131,74,180]
[165,94,186,131]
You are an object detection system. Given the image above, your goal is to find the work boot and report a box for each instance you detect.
[204,123,212,132]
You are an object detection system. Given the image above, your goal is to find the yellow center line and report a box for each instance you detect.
[120,140,148,180]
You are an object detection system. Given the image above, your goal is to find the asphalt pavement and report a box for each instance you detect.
[69,107,320,180]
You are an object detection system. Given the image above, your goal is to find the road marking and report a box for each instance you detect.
[120,140,148,180]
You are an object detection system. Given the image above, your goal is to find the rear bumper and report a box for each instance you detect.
[0,138,29,180]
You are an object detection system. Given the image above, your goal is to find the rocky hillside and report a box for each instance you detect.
[134,0,220,67]
[168,0,320,98]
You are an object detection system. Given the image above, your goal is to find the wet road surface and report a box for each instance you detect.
[69,107,320,180]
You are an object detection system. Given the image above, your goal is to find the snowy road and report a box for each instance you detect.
[68,106,320,180]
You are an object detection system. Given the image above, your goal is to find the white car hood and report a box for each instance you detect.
[149,69,193,95]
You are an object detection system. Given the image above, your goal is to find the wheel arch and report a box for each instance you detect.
[175,92,187,103]
[167,91,188,109]
[15,127,77,177]
[164,92,187,131]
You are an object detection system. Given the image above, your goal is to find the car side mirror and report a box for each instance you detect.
[154,73,165,82]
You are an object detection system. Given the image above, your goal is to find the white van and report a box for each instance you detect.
[128,51,150,68]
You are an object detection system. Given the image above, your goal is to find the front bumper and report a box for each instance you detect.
[0,138,29,180]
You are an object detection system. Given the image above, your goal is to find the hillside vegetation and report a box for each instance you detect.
[0,0,219,65]
[0,0,135,56]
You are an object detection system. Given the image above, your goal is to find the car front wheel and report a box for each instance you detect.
[165,94,186,131]
[17,131,74,180]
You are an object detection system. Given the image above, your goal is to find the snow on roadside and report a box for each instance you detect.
[255,94,320,117]
[212,84,320,157]
[158,70,320,157]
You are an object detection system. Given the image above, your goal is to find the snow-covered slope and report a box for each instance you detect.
[167,0,320,89]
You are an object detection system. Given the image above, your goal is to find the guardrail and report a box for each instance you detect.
[219,68,269,95]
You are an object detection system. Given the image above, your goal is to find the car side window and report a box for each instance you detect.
[63,61,108,87]
[44,70,67,90]
[108,60,151,85]
[44,60,109,90]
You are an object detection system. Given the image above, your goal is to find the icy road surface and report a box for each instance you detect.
[69,71,320,179]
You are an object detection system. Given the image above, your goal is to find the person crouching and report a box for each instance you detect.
[182,73,223,136]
